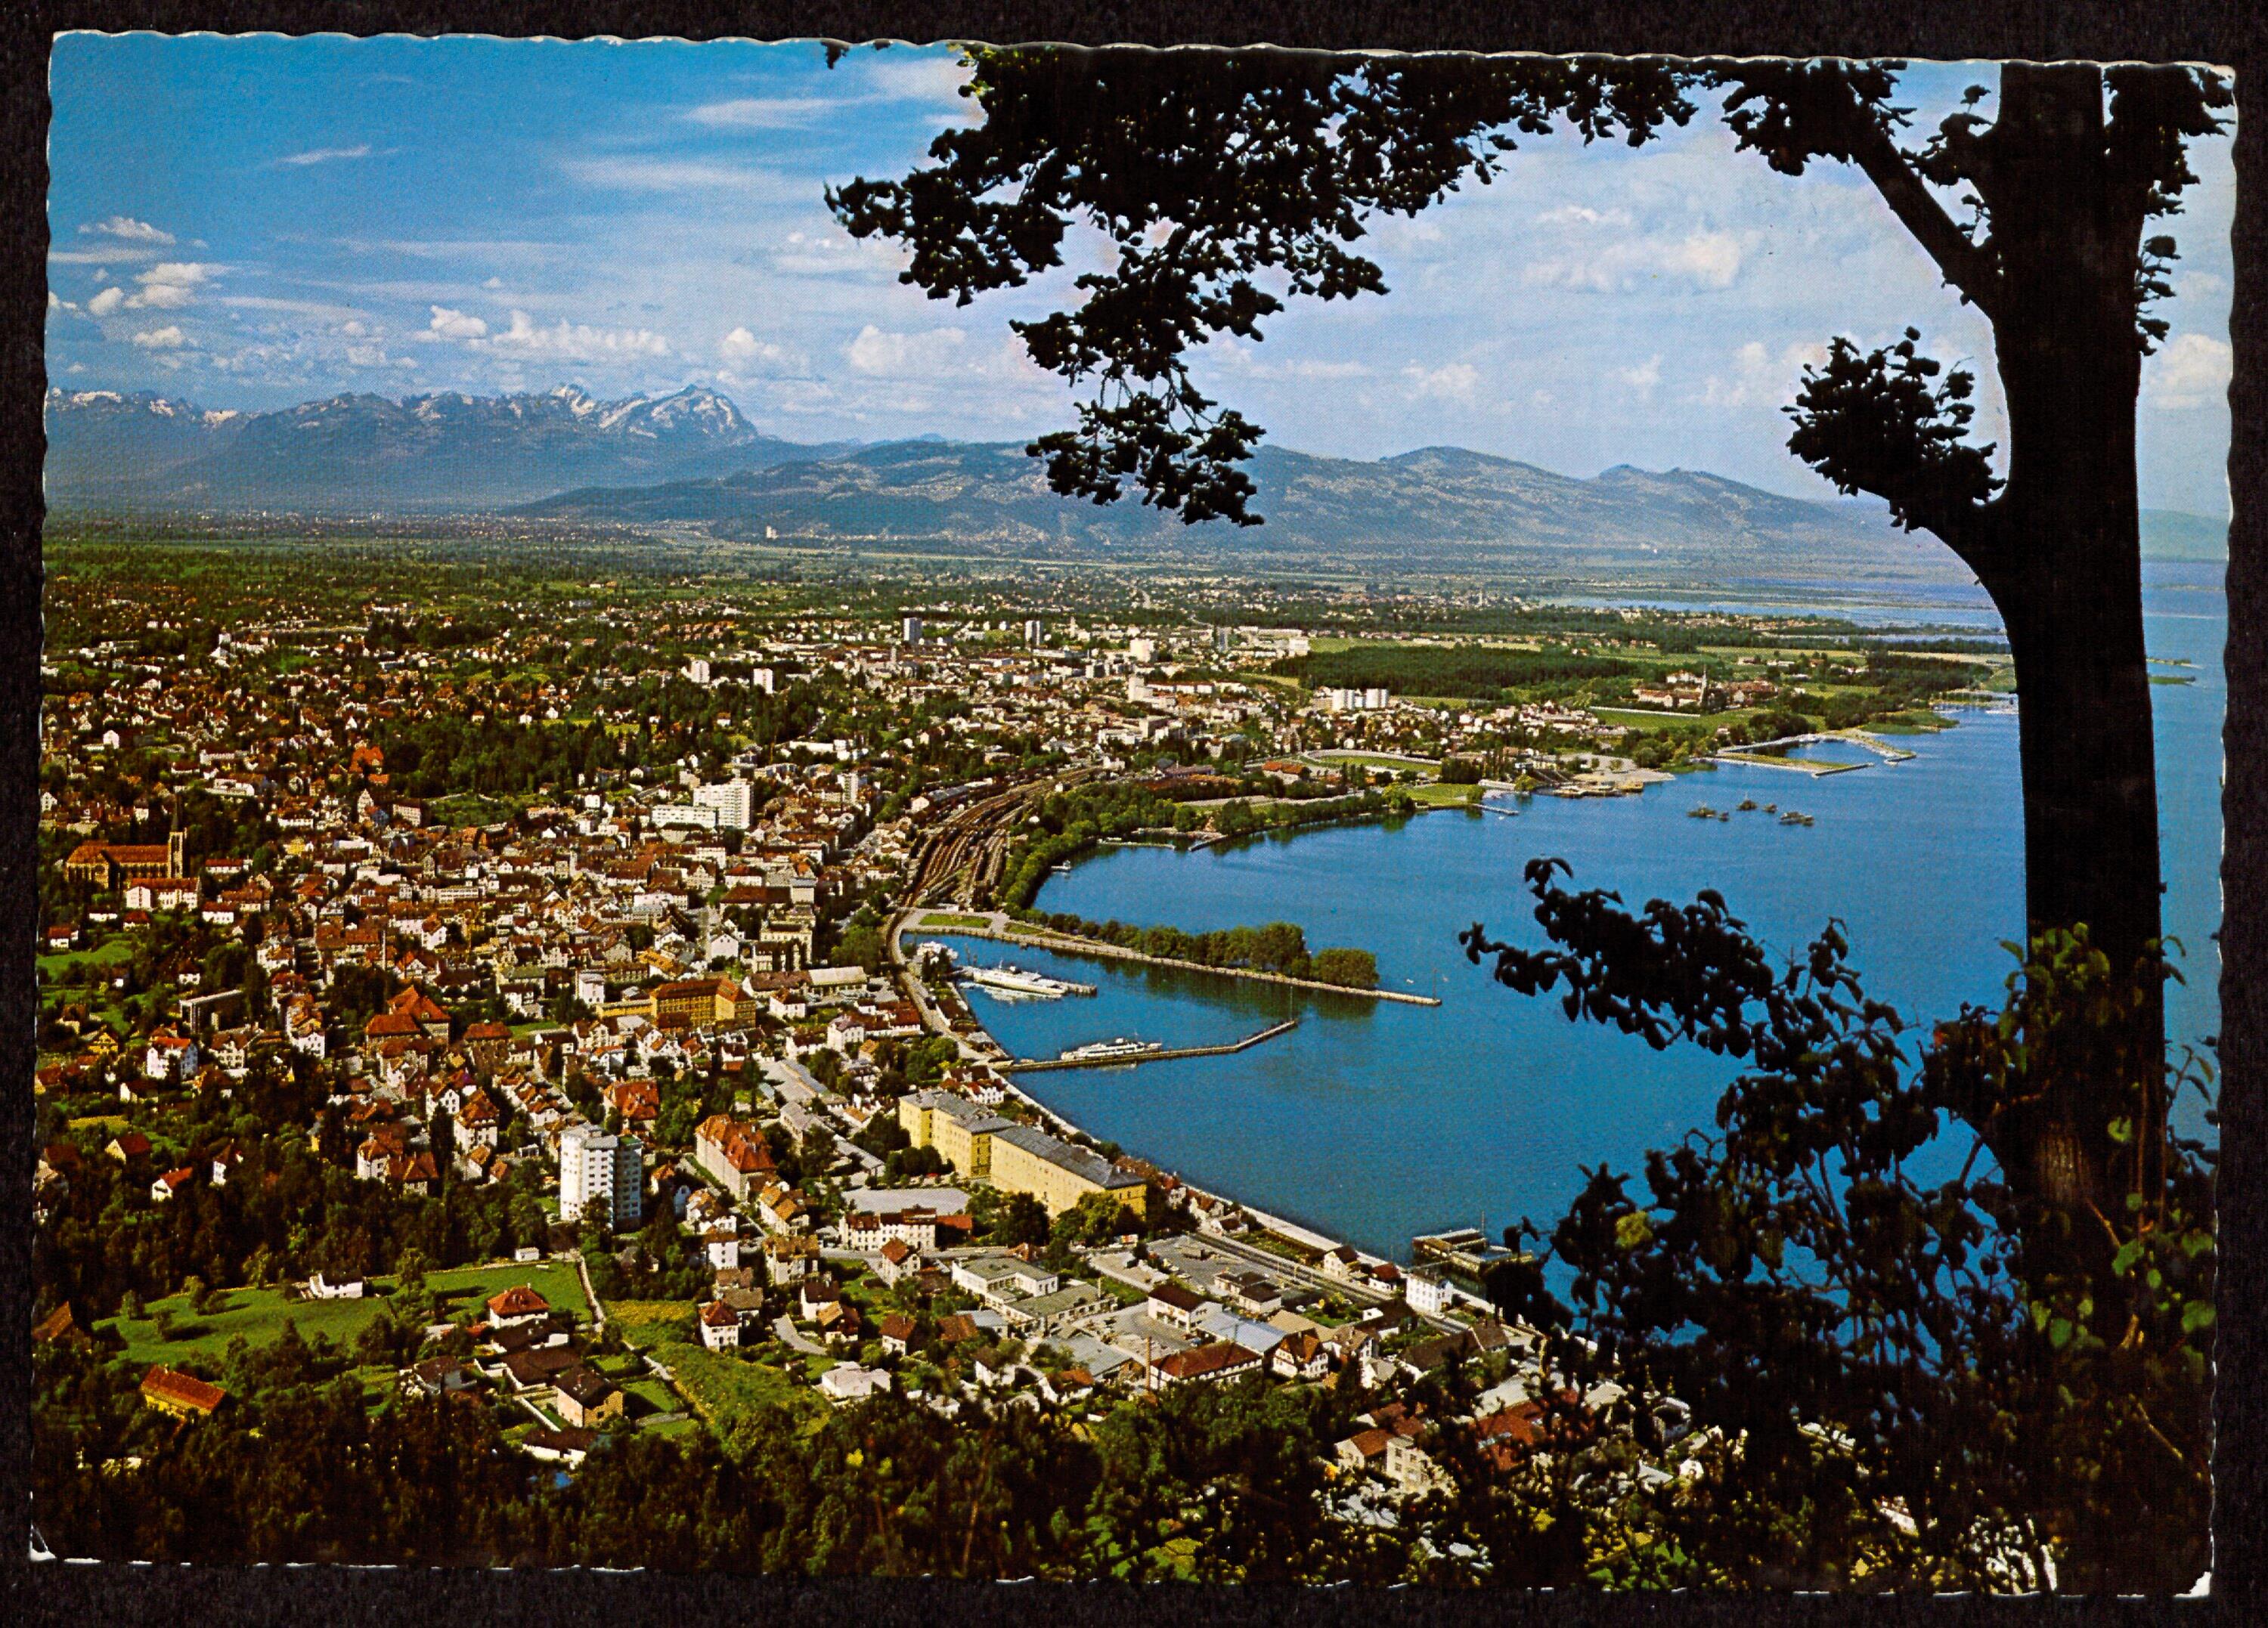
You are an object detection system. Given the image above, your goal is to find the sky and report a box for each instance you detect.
[46,35,2237,513]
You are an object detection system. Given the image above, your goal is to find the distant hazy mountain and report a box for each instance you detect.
[45,382,841,511]
[519,436,1974,583]
[43,388,251,501]
[47,379,1994,583]
[2141,508,2229,563]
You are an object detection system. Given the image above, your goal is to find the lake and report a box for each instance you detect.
[928,565,2226,1261]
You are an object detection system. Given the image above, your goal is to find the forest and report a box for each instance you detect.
[1022,911,1379,988]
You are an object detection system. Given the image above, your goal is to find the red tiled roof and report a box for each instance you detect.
[141,1363,225,1413]
[1156,1342,1259,1380]
[487,1285,551,1318]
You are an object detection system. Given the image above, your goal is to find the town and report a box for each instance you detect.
[33,533,1999,1554]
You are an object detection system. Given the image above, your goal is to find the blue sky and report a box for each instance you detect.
[47,36,2235,512]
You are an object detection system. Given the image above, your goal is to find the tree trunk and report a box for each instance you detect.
[1960,65,2165,1216]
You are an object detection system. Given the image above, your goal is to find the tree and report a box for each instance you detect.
[832,50,2227,1227]
[1051,1190,1142,1249]
[1461,862,2214,1586]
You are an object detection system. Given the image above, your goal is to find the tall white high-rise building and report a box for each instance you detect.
[751,666,776,695]
[559,1123,643,1227]
[1024,618,1043,646]
[902,615,923,645]
[692,779,754,829]
[685,657,711,686]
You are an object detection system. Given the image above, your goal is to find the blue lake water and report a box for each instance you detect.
[933,565,2226,1261]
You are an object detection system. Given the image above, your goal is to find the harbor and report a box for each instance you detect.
[1706,728,1918,775]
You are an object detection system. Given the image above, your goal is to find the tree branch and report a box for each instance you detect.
[1842,100,2003,319]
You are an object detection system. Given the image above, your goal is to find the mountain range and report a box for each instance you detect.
[43,382,2226,578]
[43,383,838,510]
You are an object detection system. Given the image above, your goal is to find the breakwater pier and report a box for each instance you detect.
[1001,1017,1301,1072]
[909,912,1444,1007]
[1707,729,1917,775]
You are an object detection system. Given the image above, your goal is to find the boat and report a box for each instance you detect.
[962,963,1097,999]
[1779,810,1814,826]
[1737,798,1758,812]
[1052,863,1073,873]
[1060,1036,1164,1062]
[1687,805,1718,819]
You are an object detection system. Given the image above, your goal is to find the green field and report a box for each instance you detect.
[1306,750,1440,771]
[99,1282,395,1366]
[1403,782,1483,807]
[918,911,993,930]
[652,1339,827,1435]
[94,1258,593,1372]
[426,1259,593,1326]
[609,1298,697,1348]
[37,936,137,980]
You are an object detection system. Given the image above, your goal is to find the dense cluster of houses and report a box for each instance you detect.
[39,586,1674,1492]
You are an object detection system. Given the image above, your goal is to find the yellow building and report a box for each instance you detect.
[650,976,750,1026]
[899,1089,1012,1180]
[900,1091,1149,1221]
[990,1123,1152,1221]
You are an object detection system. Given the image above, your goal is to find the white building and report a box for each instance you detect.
[685,658,712,686]
[1405,1264,1455,1317]
[751,666,776,695]
[559,1122,643,1227]
[902,615,923,645]
[692,779,754,830]
[652,803,720,831]
[1024,619,1043,646]
[818,1363,894,1404]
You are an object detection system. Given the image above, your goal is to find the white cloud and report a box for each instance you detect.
[80,215,175,244]
[130,325,186,348]
[1693,339,1830,410]
[2146,333,2232,411]
[562,156,798,197]
[425,305,489,340]
[48,290,77,313]
[861,52,974,106]
[1402,361,1481,404]
[768,229,900,278]
[125,262,216,309]
[477,309,671,361]
[844,324,967,376]
[275,143,373,167]
[1535,205,1631,228]
[685,97,833,128]
[87,286,125,317]
[718,327,804,371]
[1619,355,1662,399]
[1207,336,1370,382]
[1523,226,1744,293]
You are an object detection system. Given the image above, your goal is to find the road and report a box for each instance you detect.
[773,1316,825,1356]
